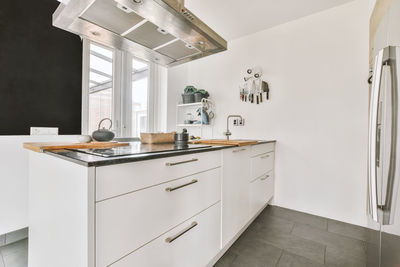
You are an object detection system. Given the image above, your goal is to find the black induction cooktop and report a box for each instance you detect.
[71,142,212,158]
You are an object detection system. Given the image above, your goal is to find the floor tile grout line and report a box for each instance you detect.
[325,228,368,242]
[267,212,328,231]
[292,221,367,244]
[255,235,326,265]
[289,221,296,234]
[275,249,284,267]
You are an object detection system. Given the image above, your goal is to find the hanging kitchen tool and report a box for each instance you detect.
[239,67,270,104]
[262,81,270,100]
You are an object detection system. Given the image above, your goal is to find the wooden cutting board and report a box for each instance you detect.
[190,139,259,146]
[23,141,130,153]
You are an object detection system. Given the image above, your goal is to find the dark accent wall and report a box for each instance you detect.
[0,0,82,135]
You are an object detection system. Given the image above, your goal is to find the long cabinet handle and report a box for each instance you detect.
[165,158,198,166]
[165,179,198,192]
[260,154,270,159]
[165,222,198,243]
[233,148,246,153]
[260,174,270,181]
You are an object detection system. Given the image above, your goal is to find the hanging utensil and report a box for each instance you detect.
[262,81,270,100]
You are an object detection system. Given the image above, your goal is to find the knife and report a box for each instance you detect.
[262,81,270,100]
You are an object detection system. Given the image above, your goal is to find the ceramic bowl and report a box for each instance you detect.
[78,135,92,143]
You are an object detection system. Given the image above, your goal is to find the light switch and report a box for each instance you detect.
[30,127,59,135]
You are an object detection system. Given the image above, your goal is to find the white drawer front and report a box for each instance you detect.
[250,142,275,157]
[96,168,221,267]
[111,203,221,267]
[249,171,274,217]
[250,151,274,181]
[96,150,221,201]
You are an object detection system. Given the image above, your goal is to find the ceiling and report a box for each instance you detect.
[185,0,355,40]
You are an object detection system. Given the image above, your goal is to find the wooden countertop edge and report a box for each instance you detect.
[23,142,129,153]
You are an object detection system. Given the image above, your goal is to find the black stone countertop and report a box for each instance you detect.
[45,140,276,167]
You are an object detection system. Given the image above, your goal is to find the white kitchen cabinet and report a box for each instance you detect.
[111,202,221,267]
[28,142,276,267]
[250,151,274,181]
[96,151,221,201]
[250,142,274,157]
[249,171,274,217]
[96,168,221,267]
[221,146,251,247]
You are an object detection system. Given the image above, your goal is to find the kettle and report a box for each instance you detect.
[92,118,115,142]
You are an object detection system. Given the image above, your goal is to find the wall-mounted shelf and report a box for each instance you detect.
[176,124,211,127]
[177,102,204,107]
[176,98,214,138]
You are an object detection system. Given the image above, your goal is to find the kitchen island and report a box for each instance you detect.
[27,140,276,267]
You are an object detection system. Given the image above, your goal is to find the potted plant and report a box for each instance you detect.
[195,89,209,102]
[182,85,197,104]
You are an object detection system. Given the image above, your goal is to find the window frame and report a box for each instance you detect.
[82,39,154,137]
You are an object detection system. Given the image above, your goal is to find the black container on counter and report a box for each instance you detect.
[174,128,189,148]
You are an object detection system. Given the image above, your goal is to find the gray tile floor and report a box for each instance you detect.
[215,205,367,267]
[0,239,28,267]
[0,206,367,267]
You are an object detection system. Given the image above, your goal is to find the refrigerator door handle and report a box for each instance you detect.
[381,46,400,225]
[368,49,384,223]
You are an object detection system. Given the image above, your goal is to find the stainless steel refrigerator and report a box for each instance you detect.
[368,1,400,266]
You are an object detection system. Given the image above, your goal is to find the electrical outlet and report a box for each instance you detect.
[30,127,59,135]
[233,119,245,126]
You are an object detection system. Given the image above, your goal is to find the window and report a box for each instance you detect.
[87,43,113,134]
[82,40,155,137]
[131,58,149,137]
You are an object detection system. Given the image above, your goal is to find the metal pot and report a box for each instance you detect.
[174,128,189,142]
[92,118,115,142]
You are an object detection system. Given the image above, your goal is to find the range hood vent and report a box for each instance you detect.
[53,0,227,67]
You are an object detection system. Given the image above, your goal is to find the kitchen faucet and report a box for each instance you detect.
[224,115,243,140]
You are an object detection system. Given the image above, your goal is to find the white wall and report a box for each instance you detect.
[369,0,377,16]
[168,0,370,226]
[0,135,78,235]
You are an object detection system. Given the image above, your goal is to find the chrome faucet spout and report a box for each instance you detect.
[224,115,243,140]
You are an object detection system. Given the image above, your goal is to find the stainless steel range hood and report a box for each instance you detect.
[53,0,227,67]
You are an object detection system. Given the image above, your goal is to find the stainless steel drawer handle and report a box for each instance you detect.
[165,179,198,192]
[165,158,198,166]
[260,154,270,159]
[260,175,270,181]
[165,221,198,243]
[233,148,246,153]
